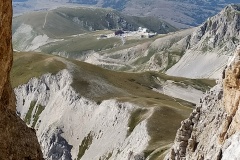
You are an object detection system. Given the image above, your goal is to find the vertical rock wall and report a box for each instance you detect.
[221,46,240,142]
[165,45,240,160]
[0,1,43,159]
[0,0,14,111]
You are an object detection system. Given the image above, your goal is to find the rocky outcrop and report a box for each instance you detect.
[0,0,15,111]
[220,45,240,142]
[188,4,240,50]
[165,45,240,160]
[14,70,150,160]
[0,1,43,159]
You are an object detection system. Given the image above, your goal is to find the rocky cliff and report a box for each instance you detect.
[14,69,150,159]
[0,0,43,159]
[165,45,240,160]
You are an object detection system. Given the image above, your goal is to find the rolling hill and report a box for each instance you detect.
[12,6,182,73]
[13,6,176,38]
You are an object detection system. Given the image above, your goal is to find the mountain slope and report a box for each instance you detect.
[11,51,214,159]
[13,6,176,39]
[12,6,184,73]
[13,0,240,28]
[166,4,240,79]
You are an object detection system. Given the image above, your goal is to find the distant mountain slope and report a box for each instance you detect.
[13,6,176,38]
[13,5,240,78]
[12,24,189,72]
[12,6,180,73]
[11,51,214,159]
[13,0,239,28]
[166,4,240,79]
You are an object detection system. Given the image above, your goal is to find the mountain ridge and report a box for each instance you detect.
[11,51,215,159]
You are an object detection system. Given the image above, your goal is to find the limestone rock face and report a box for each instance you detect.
[14,70,150,160]
[165,45,240,160]
[0,1,43,159]
[221,45,240,142]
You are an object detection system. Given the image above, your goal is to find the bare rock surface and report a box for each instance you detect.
[0,0,43,159]
[165,45,240,160]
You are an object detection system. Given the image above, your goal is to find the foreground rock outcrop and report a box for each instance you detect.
[165,45,240,160]
[0,1,43,159]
